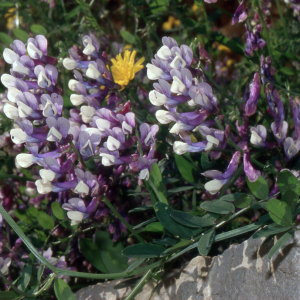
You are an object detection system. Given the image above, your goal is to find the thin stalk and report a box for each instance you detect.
[219,163,244,198]
[256,1,272,56]
[70,142,86,169]
[274,0,288,39]
[124,269,153,300]
[102,196,145,244]
[0,203,165,280]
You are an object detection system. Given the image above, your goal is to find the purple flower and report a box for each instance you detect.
[265,85,287,145]
[62,198,98,225]
[245,24,266,56]
[289,97,300,139]
[232,0,248,24]
[245,73,261,116]
[284,137,300,159]
[202,151,241,194]
[260,56,275,84]
[243,145,261,182]
[0,257,11,275]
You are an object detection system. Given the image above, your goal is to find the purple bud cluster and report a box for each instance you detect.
[245,24,266,56]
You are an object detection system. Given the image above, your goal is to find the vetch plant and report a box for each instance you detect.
[0,1,300,299]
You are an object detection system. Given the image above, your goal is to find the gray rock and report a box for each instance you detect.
[76,230,300,300]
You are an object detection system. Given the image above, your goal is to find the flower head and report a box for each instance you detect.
[111,50,145,88]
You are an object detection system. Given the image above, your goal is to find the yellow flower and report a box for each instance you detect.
[111,50,145,89]
[192,4,199,13]
[162,16,180,31]
[4,8,22,30]
[218,44,231,54]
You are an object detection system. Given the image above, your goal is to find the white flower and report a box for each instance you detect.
[157,45,172,60]
[3,48,19,64]
[35,179,53,194]
[106,136,121,151]
[70,94,85,106]
[10,128,27,144]
[74,180,89,195]
[27,42,43,59]
[63,58,77,70]
[149,90,168,106]
[80,106,95,123]
[100,153,116,166]
[146,64,165,80]
[86,63,101,79]
[170,52,186,69]
[16,154,38,168]
[204,179,225,195]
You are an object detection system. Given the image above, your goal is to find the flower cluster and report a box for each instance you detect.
[1,33,157,231]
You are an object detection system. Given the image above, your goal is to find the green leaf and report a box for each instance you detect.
[122,244,166,258]
[0,32,13,46]
[17,266,32,291]
[215,223,262,242]
[170,210,216,228]
[79,231,127,273]
[197,228,215,256]
[30,24,47,35]
[27,207,38,217]
[120,30,135,44]
[95,231,128,273]
[174,153,199,183]
[219,193,245,202]
[149,0,169,13]
[54,278,76,300]
[36,211,54,229]
[252,224,291,239]
[280,67,295,76]
[277,171,300,196]
[51,202,67,220]
[155,202,202,238]
[145,163,168,205]
[12,29,29,42]
[34,229,47,242]
[282,190,299,212]
[200,200,235,215]
[133,217,157,230]
[66,6,80,19]
[79,238,108,273]
[0,291,19,299]
[143,222,165,232]
[266,199,293,227]
[201,152,215,171]
[163,239,192,254]
[234,194,254,208]
[129,206,153,213]
[167,186,195,196]
[153,237,178,246]
[268,230,294,259]
[0,2,14,7]
[14,209,33,225]
[125,258,146,272]
[246,176,269,199]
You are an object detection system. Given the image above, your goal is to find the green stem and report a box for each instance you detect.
[274,0,288,39]
[0,174,35,182]
[102,196,145,244]
[219,163,244,198]
[124,269,153,300]
[70,142,86,169]
[256,1,272,57]
[0,202,164,280]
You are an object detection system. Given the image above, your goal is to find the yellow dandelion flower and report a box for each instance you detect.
[123,44,133,51]
[111,50,145,89]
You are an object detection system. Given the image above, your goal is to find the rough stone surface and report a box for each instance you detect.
[76,230,300,300]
